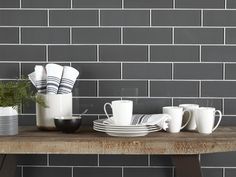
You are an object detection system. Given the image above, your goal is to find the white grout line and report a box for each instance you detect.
[121,62,123,79]
[97,45,99,61]
[148,45,150,62]
[47,154,49,166]
[121,27,123,44]
[46,45,49,62]
[19,62,21,78]
[97,154,100,166]
[171,62,174,80]
[199,81,201,97]
[19,27,21,44]
[201,10,203,27]
[72,167,74,177]
[98,9,101,27]
[0,26,232,28]
[21,166,23,177]
[150,10,152,26]
[223,168,225,177]
[199,45,202,62]
[222,98,225,114]
[173,0,175,9]
[225,0,227,9]
[122,167,124,177]
[224,27,226,44]
[70,27,72,44]
[171,98,174,106]
[71,0,73,9]
[97,80,99,97]
[47,10,49,27]
[148,80,150,97]
[148,154,150,166]
[122,0,124,9]
[223,62,226,80]
[172,27,174,44]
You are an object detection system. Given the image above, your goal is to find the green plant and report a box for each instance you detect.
[0,80,46,108]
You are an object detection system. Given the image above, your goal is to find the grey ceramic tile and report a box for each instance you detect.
[201,152,236,167]
[175,28,224,44]
[123,63,171,79]
[0,63,19,79]
[0,45,45,61]
[50,10,98,26]
[174,63,223,80]
[204,10,236,26]
[16,167,21,177]
[22,100,36,114]
[18,115,36,126]
[0,0,19,7]
[22,0,70,8]
[150,155,173,166]
[152,10,201,26]
[221,116,236,126]
[74,167,122,177]
[224,99,236,115]
[151,46,199,62]
[151,81,199,97]
[100,10,149,26]
[99,155,148,166]
[23,167,71,177]
[72,28,121,44]
[227,0,236,8]
[99,45,147,61]
[201,46,236,62]
[124,168,172,177]
[0,28,18,43]
[79,115,98,127]
[176,0,224,8]
[49,45,96,61]
[73,80,97,97]
[0,10,47,26]
[17,155,47,165]
[73,0,121,8]
[226,169,236,177]
[202,168,223,177]
[226,28,236,44]
[99,81,148,97]
[22,28,69,44]
[49,155,97,166]
[72,63,121,79]
[202,81,236,97]
[124,28,172,44]
[124,0,172,8]
[225,64,236,80]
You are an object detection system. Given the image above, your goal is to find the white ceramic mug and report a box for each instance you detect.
[163,106,191,133]
[179,104,199,131]
[195,107,222,134]
[104,100,133,125]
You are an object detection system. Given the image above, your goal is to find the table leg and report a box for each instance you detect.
[0,155,16,177]
[172,155,202,177]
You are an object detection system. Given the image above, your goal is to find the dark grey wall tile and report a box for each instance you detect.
[18,114,36,126]
[151,81,199,97]
[24,167,71,177]
[0,63,19,79]
[123,63,171,79]
[16,167,21,177]
[49,45,96,61]
[72,28,121,44]
[224,99,236,115]
[124,0,173,8]
[22,0,70,8]
[221,116,236,126]
[151,46,199,62]
[22,28,69,44]
[174,28,224,44]
[152,10,201,26]
[202,81,236,97]
[226,28,236,44]
[150,155,173,166]
[50,10,98,26]
[0,28,18,43]
[202,168,222,177]
[225,64,236,80]
[0,46,45,61]
[204,11,236,26]
[226,169,236,177]
[73,0,121,8]
[0,0,19,8]
[17,155,47,165]
[124,28,172,44]
[173,98,222,110]
[79,115,98,127]
[72,63,120,79]
[0,10,47,26]
[227,0,236,8]
[74,167,121,177]
[100,10,149,26]
[99,45,147,61]
[174,63,223,80]
[22,100,35,114]
[100,155,148,166]
[201,46,236,62]
[73,81,97,97]
[99,81,148,97]
[201,152,236,167]
[50,155,97,166]
[124,168,172,177]
[176,0,224,8]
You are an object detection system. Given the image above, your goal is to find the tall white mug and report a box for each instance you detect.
[163,106,191,133]
[179,104,199,131]
[104,100,133,125]
[195,107,222,134]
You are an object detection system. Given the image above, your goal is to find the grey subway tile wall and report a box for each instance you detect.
[0,0,235,176]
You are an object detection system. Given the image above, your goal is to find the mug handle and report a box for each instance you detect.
[212,110,222,132]
[104,103,112,119]
[180,110,191,130]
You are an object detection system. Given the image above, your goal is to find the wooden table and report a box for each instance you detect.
[1,126,236,177]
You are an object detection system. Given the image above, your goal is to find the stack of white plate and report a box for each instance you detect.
[0,115,18,135]
[93,119,162,137]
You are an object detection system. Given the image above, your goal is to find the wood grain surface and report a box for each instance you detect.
[0,126,235,154]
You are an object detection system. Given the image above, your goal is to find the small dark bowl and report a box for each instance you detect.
[54,116,82,133]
